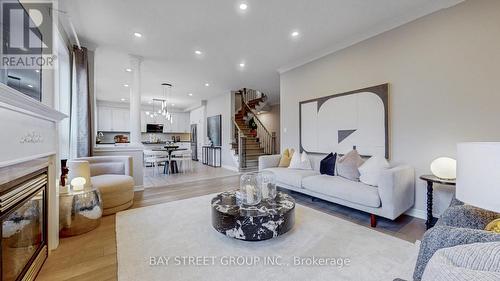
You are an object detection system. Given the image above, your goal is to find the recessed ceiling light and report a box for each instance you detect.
[123,84,129,87]
[133,32,142,38]
[35,69,40,73]
[171,103,175,106]
[239,62,245,68]
[188,93,193,96]
[125,68,132,72]
[194,50,202,55]
[121,98,126,102]
[291,31,300,37]
[239,3,248,10]
[27,84,33,88]
[205,83,210,87]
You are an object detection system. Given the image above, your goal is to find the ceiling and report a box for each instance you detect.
[59,0,463,110]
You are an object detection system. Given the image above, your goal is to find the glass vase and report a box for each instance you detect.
[257,171,277,201]
[239,172,261,206]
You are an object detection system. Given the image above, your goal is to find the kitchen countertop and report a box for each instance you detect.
[94,144,144,152]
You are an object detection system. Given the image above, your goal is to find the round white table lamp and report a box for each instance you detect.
[430,157,457,180]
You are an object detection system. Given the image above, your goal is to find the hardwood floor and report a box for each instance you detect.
[36,175,425,281]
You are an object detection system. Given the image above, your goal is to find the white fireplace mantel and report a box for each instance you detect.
[0,83,67,251]
[0,83,67,168]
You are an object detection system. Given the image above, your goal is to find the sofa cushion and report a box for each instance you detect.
[289,151,313,170]
[320,153,337,176]
[91,175,134,209]
[336,149,365,181]
[302,175,381,208]
[358,156,390,186]
[263,167,319,188]
[278,148,294,167]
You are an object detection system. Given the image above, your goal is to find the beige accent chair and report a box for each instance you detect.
[68,156,134,215]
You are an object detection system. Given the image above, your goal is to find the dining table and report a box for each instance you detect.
[152,146,188,174]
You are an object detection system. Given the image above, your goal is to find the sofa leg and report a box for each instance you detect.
[370,214,377,228]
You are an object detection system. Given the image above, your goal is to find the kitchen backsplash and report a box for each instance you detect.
[96,132,191,144]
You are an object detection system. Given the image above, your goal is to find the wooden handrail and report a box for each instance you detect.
[237,89,276,155]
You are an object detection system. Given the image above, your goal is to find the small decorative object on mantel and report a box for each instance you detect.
[430,157,457,180]
[239,172,261,206]
[257,170,277,200]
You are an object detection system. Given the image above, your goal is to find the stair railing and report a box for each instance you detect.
[238,89,276,155]
[241,88,264,104]
[232,118,247,169]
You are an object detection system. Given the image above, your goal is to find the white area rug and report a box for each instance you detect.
[116,195,417,281]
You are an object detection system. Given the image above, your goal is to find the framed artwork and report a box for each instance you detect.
[299,84,389,158]
[207,114,222,146]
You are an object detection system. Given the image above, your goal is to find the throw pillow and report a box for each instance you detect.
[278,148,295,167]
[320,152,337,176]
[289,151,312,170]
[336,149,364,181]
[358,156,390,186]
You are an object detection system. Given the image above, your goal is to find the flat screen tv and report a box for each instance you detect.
[0,0,43,101]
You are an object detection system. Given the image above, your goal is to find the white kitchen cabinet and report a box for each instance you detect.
[97,106,129,132]
[112,108,130,131]
[159,112,189,133]
[98,107,113,131]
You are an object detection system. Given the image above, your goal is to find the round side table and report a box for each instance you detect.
[419,175,456,229]
[59,186,103,237]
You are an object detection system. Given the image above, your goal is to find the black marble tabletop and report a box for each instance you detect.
[211,190,295,241]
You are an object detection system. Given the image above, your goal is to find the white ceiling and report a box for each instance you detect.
[59,0,463,110]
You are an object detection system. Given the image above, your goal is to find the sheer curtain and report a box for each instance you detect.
[69,46,92,158]
[55,31,71,160]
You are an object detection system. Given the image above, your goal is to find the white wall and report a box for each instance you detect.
[280,0,500,217]
[206,93,237,169]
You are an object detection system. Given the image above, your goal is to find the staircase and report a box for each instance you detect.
[231,88,277,172]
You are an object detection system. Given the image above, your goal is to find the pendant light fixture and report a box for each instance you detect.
[162,83,174,124]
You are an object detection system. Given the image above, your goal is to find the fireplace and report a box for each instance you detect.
[1,167,48,281]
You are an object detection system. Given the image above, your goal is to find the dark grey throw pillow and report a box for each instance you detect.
[320,153,337,176]
[336,150,365,181]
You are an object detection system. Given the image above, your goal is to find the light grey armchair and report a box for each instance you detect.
[68,156,135,215]
[412,200,500,281]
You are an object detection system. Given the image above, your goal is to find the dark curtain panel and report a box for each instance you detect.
[70,46,92,158]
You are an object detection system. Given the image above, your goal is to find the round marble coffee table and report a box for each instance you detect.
[211,190,295,241]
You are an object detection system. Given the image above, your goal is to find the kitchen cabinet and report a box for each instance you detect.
[162,112,189,133]
[98,107,113,131]
[98,105,189,133]
[97,106,129,132]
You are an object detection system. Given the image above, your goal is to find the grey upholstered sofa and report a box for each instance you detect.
[412,199,500,281]
[258,154,415,226]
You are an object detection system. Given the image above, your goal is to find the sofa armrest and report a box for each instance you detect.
[258,155,281,170]
[76,156,133,177]
[437,204,500,229]
[377,165,415,219]
[413,225,500,281]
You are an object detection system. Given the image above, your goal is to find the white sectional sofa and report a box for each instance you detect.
[258,154,415,226]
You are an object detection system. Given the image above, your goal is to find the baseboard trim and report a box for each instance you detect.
[405,208,427,220]
[134,185,144,191]
[221,165,239,172]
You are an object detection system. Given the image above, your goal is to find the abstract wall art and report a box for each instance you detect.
[299,84,389,158]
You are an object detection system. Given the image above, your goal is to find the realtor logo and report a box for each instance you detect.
[1,1,54,68]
